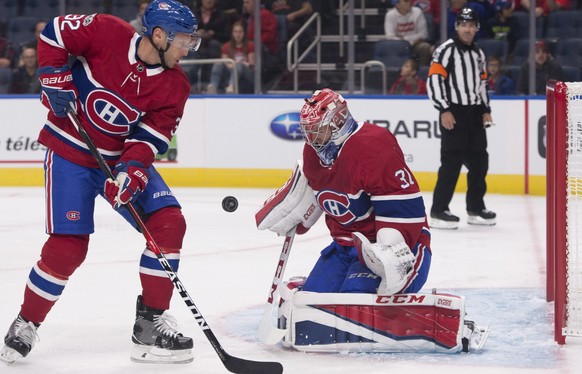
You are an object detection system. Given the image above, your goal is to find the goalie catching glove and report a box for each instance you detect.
[104,161,149,209]
[352,229,415,295]
[255,160,323,235]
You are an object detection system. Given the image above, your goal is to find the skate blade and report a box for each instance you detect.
[130,344,194,364]
[429,218,459,230]
[467,216,496,226]
[0,345,23,364]
[469,325,491,351]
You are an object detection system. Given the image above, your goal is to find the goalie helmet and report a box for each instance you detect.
[299,88,357,165]
[142,0,201,51]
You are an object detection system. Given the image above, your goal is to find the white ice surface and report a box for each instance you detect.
[0,187,580,374]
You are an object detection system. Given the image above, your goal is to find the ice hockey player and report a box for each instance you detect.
[256,88,489,353]
[0,0,201,364]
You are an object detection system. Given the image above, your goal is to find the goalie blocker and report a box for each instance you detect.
[277,280,490,353]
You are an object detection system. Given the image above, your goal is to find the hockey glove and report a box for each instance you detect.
[38,65,78,117]
[352,229,415,295]
[104,161,149,209]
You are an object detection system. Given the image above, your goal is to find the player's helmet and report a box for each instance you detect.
[142,0,201,51]
[300,88,357,165]
[456,7,480,29]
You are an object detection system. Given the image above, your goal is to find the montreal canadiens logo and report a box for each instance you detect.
[66,211,81,221]
[85,89,142,135]
[269,113,303,140]
[316,191,356,225]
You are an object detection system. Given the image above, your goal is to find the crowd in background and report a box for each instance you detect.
[0,0,581,95]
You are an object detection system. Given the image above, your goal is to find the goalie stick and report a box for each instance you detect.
[259,227,296,344]
[66,104,283,374]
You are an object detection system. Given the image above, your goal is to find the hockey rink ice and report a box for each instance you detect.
[1,186,581,374]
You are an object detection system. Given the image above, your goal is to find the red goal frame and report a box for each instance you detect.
[546,80,568,344]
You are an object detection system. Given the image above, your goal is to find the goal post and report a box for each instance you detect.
[546,80,582,344]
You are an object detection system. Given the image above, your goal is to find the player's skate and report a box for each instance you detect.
[430,210,460,229]
[461,320,490,352]
[131,296,193,364]
[467,209,496,226]
[0,314,39,364]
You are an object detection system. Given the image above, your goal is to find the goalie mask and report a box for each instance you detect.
[300,89,357,165]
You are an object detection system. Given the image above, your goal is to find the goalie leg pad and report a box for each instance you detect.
[283,291,487,353]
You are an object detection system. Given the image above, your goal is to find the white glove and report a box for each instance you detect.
[255,160,323,236]
[352,229,415,295]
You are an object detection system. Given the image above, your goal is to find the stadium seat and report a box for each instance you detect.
[6,16,40,49]
[424,13,436,44]
[110,0,139,22]
[0,67,12,94]
[512,11,544,39]
[510,39,530,66]
[0,0,20,20]
[503,65,521,82]
[66,0,105,15]
[555,38,582,67]
[478,38,509,64]
[23,0,61,19]
[546,11,582,39]
[562,66,582,82]
[372,40,412,71]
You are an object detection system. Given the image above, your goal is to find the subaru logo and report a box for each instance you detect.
[270,113,303,140]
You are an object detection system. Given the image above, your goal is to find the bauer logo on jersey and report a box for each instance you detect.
[269,113,303,140]
[85,89,142,135]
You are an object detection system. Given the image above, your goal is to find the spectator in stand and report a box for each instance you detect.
[129,0,151,34]
[446,0,492,39]
[22,21,48,51]
[485,0,519,54]
[389,58,427,94]
[207,21,255,94]
[8,47,40,94]
[243,0,281,82]
[486,55,515,95]
[0,36,17,69]
[517,39,563,95]
[217,0,244,22]
[385,0,433,66]
[192,0,232,91]
[412,0,440,25]
[268,0,313,41]
[521,0,570,17]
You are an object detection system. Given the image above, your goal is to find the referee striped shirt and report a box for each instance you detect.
[427,37,490,113]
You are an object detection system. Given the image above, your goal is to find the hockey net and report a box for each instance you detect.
[547,80,582,344]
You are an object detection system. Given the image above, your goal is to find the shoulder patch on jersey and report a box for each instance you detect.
[83,14,96,26]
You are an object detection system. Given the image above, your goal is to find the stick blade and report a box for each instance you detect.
[258,302,287,345]
[224,355,284,374]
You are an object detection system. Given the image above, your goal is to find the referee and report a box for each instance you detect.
[426,7,496,229]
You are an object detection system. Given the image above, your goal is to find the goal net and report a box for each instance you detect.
[547,80,582,344]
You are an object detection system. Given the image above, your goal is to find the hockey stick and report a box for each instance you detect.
[259,227,296,344]
[66,104,283,374]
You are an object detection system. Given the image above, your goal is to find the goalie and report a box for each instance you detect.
[256,88,489,353]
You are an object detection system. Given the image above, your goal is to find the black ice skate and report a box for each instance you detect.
[131,295,193,364]
[467,209,497,226]
[0,314,39,364]
[430,210,460,229]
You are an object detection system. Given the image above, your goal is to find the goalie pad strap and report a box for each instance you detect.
[282,291,466,353]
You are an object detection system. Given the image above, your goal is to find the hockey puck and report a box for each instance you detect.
[222,196,238,212]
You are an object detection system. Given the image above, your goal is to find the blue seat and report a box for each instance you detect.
[1,0,20,19]
[555,38,582,67]
[546,11,582,39]
[66,0,105,15]
[562,66,582,82]
[23,0,61,19]
[6,16,40,49]
[510,39,530,66]
[0,67,12,94]
[373,40,412,70]
[110,0,139,22]
[478,38,509,64]
[503,65,521,82]
[512,11,543,39]
[424,12,436,44]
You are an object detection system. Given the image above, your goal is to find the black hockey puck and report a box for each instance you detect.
[222,196,238,212]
